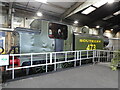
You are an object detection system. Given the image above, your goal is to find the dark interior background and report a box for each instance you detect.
[66,1,120,34]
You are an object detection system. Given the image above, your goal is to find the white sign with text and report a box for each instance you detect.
[0,55,9,66]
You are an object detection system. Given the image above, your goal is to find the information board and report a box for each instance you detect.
[0,37,5,54]
[0,55,9,66]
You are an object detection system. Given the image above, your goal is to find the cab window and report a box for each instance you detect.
[48,23,68,40]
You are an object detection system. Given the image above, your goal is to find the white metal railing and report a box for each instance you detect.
[0,28,14,32]
[3,50,119,79]
[94,50,118,63]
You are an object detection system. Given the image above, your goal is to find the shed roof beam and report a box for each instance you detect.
[8,2,14,29]
[47,2,67,10]
[60,2,84,20]
[61,0,102,19]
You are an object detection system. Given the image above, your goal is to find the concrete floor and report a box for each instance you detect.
[2,63,118,88]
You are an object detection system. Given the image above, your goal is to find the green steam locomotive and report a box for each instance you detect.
[0,19,108,73]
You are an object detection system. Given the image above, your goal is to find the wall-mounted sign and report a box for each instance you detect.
[0,55,9,66]
[0,37,5,54]
[0,31,5,37]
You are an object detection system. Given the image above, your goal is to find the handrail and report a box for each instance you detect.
[1,50,119,79]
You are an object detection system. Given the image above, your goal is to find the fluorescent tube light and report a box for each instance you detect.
[93,0,107,8]
[113,10,120,16]
[108,0,114,4]
[35,0,47,3]
[103,15,114,20]
[93,0,114,8]
[81,6,96,15]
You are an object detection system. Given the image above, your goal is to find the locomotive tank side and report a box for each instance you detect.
[14,20,55,66]
[73,33,104,50]
[16,20,55,53]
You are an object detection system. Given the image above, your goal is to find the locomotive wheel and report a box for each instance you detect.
[47,65,54,72]
[68,62,74,67]
[32,66,45,74]
[0,46,4,54]
[62,63,69,68]
[76,61,80,66]
[22,62,31,75]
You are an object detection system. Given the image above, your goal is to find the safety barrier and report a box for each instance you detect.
[3,50,119,79]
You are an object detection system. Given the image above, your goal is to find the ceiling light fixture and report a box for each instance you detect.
[37,12,43,17]
[113,10,120,16]
[96,26,100,28]
[74,21,79,24]
[81,6,96,15]
[13,22,21,25]
[111,29,113,31]
[93,0,107,8]
[93,0,114,8]
[107,0,114,4]
[103,15,114,20]
[35,0,47,3]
